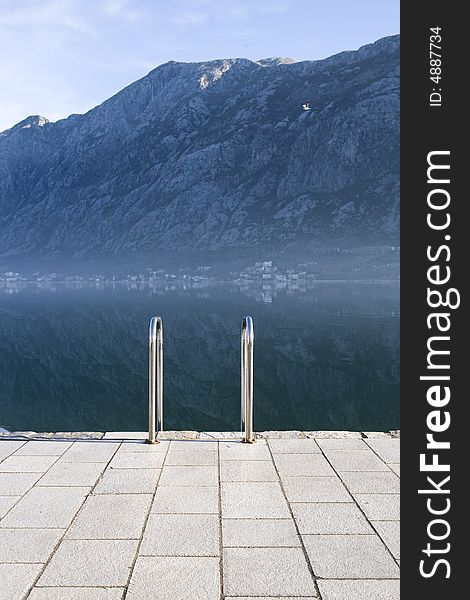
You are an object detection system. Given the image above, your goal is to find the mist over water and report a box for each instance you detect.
[0,282,399,433]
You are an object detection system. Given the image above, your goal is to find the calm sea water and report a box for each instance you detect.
[0,282,399,433]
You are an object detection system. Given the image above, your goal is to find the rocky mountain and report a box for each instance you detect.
[0,35,399,269]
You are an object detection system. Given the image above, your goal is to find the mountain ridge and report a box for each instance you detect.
[0,35,399,270]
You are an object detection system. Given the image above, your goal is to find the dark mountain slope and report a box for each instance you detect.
[0,35,399,266]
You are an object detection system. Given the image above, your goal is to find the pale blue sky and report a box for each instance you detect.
[0,0,399,131]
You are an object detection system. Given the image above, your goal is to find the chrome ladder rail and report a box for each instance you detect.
[241,316,255,443]
[147,316,163,444]
[147,315,253,443]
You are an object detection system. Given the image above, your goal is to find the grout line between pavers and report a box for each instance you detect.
[317,576,401,580]
[265,438,324,600]
[1,527,397,535]
[20,584,125,589]
[329,491,399,495]
[0,562,44,565]
[9,443,74,459]
[314,441,400,569]
[221,516,293,520]
[121,437,172,599]
[21,440,123,600]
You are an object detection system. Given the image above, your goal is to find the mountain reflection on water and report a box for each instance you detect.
[0,282,399,433]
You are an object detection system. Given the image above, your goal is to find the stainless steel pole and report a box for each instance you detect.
[241,319,246,435]
[241,316,255,443]
[156,317,163,435]
[147,316,163,444]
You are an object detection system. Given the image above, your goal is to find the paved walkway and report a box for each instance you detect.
[0,432,400,600]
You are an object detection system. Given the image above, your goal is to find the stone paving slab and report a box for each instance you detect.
[151,485,219,514]
[127,556,220,600]
[221,481,291,518]
[169,440,218,451]
[316,438,366,450]
[292,502,373,535]
[60,441,119,463]
[0,455,58,473]
[224,547,318,597]
[339,471,400,494]
[66,494,152,540]
[365,438,400,463]
[219,439,271,461]
[0,563,43,600]
[38,461,106,486]
[223,518,300,547]
[141,513,219,557]
[159,465,218,487]
[93,468,160,494]
[0,496,18,518]
[14,441,73,456]
[220,459,277,482]
[322,449,389,472]
[0,441,26,461]
[274,453,336,477]
[0,472,41,496]
[0,433,400,599]
[303,535,399,578]
[108,451,165,469]
[103,431,147,440]
[165,449,218,466]
[267,438,322,454]
[354,493,400,521]
[283,477,353,503]
[0,486,89,528]
[37,539,138,587]
[372,520,400,560]
[117,439,170,452]
[29,589,124,600]
[0,528,64,563]
[317,579,400,600]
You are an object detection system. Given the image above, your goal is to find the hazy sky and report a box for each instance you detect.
[0,0,399,131]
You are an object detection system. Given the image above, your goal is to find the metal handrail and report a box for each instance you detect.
[147,316,163,444]
[241,316,255,443]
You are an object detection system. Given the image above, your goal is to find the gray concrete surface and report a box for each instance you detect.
[0,432,400,599]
